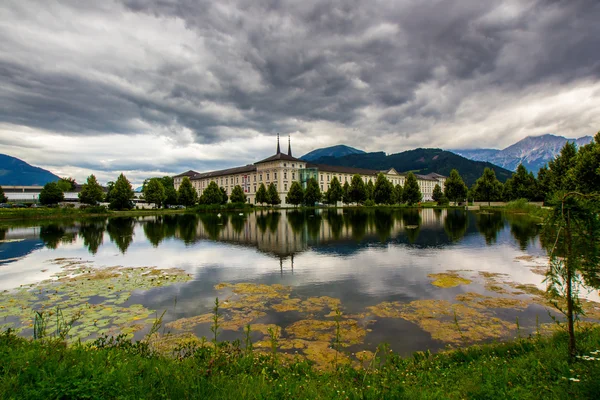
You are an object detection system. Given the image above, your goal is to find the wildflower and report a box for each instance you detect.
[569,378,580,382]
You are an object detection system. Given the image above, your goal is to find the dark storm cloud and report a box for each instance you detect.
[1,0,599,165]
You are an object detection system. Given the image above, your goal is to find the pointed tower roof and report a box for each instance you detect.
[288,134,292,156]
[276,133,281,154]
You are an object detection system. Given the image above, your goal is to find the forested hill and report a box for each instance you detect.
[0,154,60,186]
[308,148,513,186]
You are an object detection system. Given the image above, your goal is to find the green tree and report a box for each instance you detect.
[109,173,135,210]
[230,185,247,203]
[327,177,343,205]
[161,176,178,207]
[572,132,600,194]
[303,178,322,206]
[547,142,578,194]
[393,184,403,204]
[0,185,8,203]
[444,169,468,205]
[504,164,537,201]
[256,183,268,205]
[220,187,228,205]
[471,168,503,206]
[342,181,351,205]
[177,177,197,206]
[39,182,65,205]
[78,174,104,205]
[57,177,76,192]
[432,183,444,205]
[143,178,166,208]
[403,172,422,205]
[199,181,221,205]
[267,183,281,206]
[373,173,393,204]
[366,180,375,201]
[105,181,115,204]
[349,174,367,204]
[286,181,304,207]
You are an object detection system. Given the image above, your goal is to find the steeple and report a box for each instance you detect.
[276,133,280,154]
[288,134,292,156]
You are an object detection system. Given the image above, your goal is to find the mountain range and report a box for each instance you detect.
[301,145,366,162]
[301,147,513,186]
[0,154,60,186]
[452,134,593,172]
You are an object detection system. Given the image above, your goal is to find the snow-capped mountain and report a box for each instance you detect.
[452,134,593,172]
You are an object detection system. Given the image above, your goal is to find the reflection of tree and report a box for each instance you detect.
[256,211,268,235]
[374,209,393,242]
[106,217,135,254]
[40,224,66,249]
[433,208,442,221]
[347,210,367,241]
[306,212,323,240]
[507,214,540,251]
[177,214,202,243]
[287,211,305,235]
[0,227,6,241]
[143,217,166,247]
[79,218,106,254]
[475,212,504,245]
[325,211,344,240]
[443,210,468,242]
[230,214,245,234]
[402,210,421,243]
[268,212,281,234]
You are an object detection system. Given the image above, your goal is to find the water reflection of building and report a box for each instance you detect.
[174,136,447,205]
[189,209,450,257]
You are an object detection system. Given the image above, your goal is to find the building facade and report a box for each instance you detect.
[173,136,446,205]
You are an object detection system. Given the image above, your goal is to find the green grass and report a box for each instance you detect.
[1,327,599,399]
[482,199,549,219]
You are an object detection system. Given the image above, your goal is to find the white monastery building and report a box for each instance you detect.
[174,135,446,206]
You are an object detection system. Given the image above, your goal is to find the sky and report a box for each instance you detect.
[1,0,599,185]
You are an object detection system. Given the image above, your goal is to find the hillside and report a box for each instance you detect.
[0,154,60,186]
[301,145,365,162]
[308,148,513,186]
[453,134,593,172]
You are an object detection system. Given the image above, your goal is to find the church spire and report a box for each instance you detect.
[288,134,292,156]
[276,133,281,154]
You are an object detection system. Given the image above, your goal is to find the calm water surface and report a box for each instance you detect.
[0,209,583,356]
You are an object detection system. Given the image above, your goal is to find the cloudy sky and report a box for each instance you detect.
[1,0,599,185]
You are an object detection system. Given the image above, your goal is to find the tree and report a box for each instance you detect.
[303,177,321,206]
[444,169,468,205]
[267,183,281,206]
[0,185,8,203]
[504,164,537,201]
[327,177,343,205]
[349,174,367,204]
[105,181,115,204]
[403,172,422,205]
[109,173,135,210]
[220,187,228,205]
[161,176,178,207]
[471,168,502,206]
[366,180,375,201]
[230,185,247,203]
[373,173,393,204]
[57,177,76,192]
[393,184,403,204]
[256,183,268,205]
[572,132,600,194]
[432,183,444,205]
[286,181,304,207]
[342,181,351,205]
[78,174,104,205]
[143,178,166,208]
[39,182,65,205]
[198,181,221,205]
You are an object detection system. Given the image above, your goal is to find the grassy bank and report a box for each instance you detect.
[1,327,598,399]
[0,207,198,221]
[481,199,549,219]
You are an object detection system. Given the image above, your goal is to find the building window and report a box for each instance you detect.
[267,173,270,180]
[292,164,295,168]
[327,174,330,181]
[274,172,277,179]
[321,184,323,191]
[236,177,239,183]
[284,163,287,167]
[259,174,262,181]
[292,172,295,180]
[254,185,256,193]
[284,183,287,191]
[253,175,256,182]
[320,175,323,181]
[284,171,287,179]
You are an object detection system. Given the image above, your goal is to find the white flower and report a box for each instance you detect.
[569,378,580,382]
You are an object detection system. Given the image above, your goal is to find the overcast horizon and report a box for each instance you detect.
[1,1,599,185]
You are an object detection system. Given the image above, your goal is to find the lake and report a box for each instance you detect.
[1,209,598,365]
